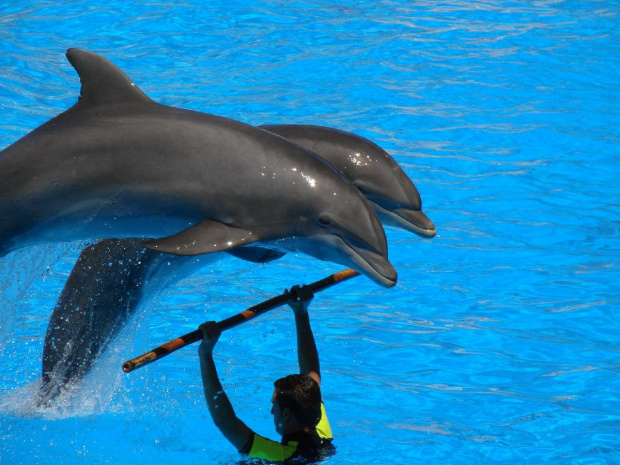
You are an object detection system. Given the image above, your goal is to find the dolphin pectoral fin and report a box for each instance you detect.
[142,220,258,256]
[226,247,286,263]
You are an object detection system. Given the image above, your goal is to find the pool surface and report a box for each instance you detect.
[1,1,619,464]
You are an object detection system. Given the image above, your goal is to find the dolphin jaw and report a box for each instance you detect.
[370,201,436,238]
[291,233,397,288]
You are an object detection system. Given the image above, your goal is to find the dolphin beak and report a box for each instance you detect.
[350,246,398,288]
[294,234,397,288]
[371,202,437,238]
[333,218,398,288]
[393,208,436,237]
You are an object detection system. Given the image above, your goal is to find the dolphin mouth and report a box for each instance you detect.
[325,231,397,288]
[347,243,397,288]
[292,233,397,288]
[371,202,436,238]
[330,218,398,288]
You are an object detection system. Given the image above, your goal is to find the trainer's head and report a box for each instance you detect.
[271,374,322,435]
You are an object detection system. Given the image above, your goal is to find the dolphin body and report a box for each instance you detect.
[0,48,397,288]
[39,125,436,404]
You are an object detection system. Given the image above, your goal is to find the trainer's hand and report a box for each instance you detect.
[198,321,221,356]
[286,285,314,316]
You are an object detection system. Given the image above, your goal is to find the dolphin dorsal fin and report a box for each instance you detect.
[66,48,153,107]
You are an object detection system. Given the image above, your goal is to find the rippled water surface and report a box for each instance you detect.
[1,1,619,464]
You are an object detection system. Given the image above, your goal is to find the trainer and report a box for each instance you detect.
[198,285,334,462]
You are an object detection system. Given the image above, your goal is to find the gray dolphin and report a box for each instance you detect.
[39,124,435,404]
[0,48,396,287]
[259,124,436,238]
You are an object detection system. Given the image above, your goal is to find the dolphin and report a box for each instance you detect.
[39,124,436,403]
[259,124,436,238]
[0,48,397,287]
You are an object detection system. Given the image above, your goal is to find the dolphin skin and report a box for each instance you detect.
[40,125,435,403]
[260,124,436,238]
[0,48,396,287]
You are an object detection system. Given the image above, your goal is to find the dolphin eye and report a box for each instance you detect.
[318,215,333,227]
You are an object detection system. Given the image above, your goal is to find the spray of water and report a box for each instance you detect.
[0,242,167,419]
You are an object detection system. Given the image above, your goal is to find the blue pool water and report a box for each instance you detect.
[1,1,618,463]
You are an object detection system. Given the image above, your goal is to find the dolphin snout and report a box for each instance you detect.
[370,200,437,238]
[339,233,397,288]
[362,250,397,288]
[394,208,436,237]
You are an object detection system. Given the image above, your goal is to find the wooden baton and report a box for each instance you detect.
[122,268,359,373]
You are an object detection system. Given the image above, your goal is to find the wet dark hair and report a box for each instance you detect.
[273,374,322,429]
